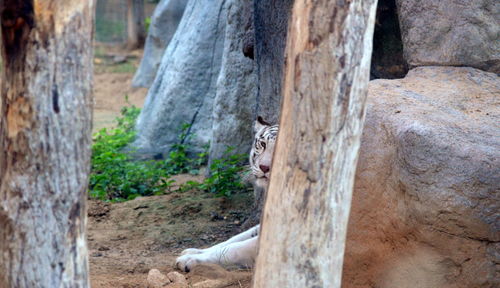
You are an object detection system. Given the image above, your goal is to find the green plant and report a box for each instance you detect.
[196,147,249,197]
[89,102,246,201]
[162,124,208,175]
[89,101,172,201]
[145,17,152,32]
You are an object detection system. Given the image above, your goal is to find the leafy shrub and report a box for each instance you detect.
[162,124,208,175]
[89,104,171,201]
[89,102,247,201]
[192,148,249,197]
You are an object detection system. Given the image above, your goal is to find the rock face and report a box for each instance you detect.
[254,0,294,124]
[238,0,294,228]
[133,0,295,157]
[343,66,499,288]
[134,0,226,155]
[208,0,257,165]
[132,0,187,88]
[396,0,500,73]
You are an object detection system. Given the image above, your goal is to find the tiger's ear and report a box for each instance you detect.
[254,116,271,132]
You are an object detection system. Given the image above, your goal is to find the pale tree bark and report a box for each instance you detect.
[0,0,95,287]
[127,0,145,49]
[253,0,378,287]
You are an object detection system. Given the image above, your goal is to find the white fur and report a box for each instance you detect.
[175,120,277,272]
[176,225,260,271]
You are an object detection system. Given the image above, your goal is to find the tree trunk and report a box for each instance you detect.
[0,1,95,287]
[127,0,145,49]
[253,0,378,287]
[253,0,294,124]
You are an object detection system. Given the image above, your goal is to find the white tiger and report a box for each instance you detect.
[175,117,278,272]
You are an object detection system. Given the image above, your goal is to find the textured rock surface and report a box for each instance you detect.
[134,0,226,155]
[147,269,170,288]
[343,66,499,288]
[132,0,187,88]
[396,0,500,73]
[254,0,294,124]
[208,0,257,165]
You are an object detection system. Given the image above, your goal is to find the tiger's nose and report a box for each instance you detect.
[259,165,270,173]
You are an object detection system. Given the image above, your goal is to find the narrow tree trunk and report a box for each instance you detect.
[253,0,294,124]
[0,1,95,287]
[253,0,378,287]
[127,0,146,49]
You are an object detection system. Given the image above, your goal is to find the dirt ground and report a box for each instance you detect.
[92,46,148,133]
[89,47,254,288]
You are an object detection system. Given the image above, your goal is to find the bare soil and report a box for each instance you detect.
[88,186,254,288]
[92,45,148,133]
[89,49,253,287]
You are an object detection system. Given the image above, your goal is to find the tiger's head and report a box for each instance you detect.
[249,117,278,188]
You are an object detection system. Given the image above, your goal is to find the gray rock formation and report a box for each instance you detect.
[396,0,500,73]
[209,0,257,163]
[343,66,499,288]
[134,0,226,155]
[132,0,187,88]
[254,0,294,124]
[133,0,295,158]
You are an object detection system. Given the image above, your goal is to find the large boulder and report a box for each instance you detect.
[396,0,500,73]
[344,66,499,288]
[209,0,257,163]
[132,0,187,88]
[134,0,226,155]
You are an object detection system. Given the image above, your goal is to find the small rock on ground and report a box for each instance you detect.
[147,269,171,288]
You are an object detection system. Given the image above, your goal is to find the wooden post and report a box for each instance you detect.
[253,0,378,287]
[127,0,145,49]
[0,0,95,287]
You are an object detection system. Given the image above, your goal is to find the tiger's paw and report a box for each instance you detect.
[175,253,209,272]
